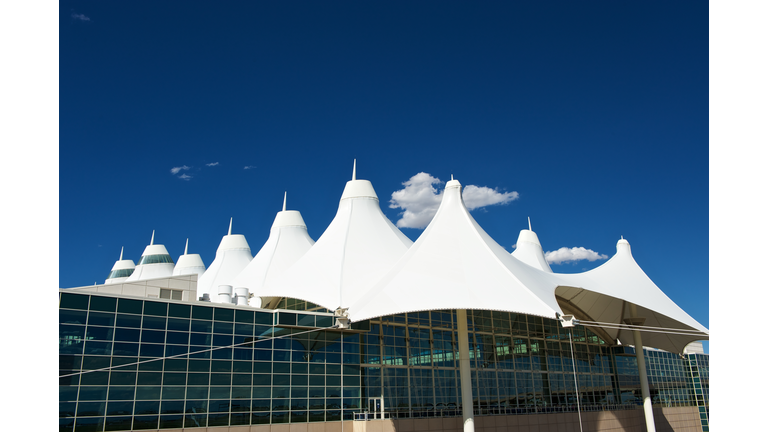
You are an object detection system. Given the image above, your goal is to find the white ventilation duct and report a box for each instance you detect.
[217,285,233,304]
[234,287,249,306]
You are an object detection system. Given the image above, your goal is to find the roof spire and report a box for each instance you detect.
[119,246,124,260]
[184,238,189,255]
[283,192,287,212]
[228,218,233,235]
[528,217,532,231]
[451,173,454,181]
[352,159,357,180]
[150,230,155,245]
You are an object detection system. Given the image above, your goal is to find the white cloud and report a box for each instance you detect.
[178,174,192,181]
[244,165,255,170]
[544,247,609,265]
[462,185,519,210]
[389,172,520,229]
[170,165,191,175]
[71,12,90,21]
[206,162,219,167]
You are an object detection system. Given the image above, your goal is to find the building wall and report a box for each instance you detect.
[59,291,706,432]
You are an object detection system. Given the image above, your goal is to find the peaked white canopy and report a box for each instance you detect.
[552,239,709,354]
[173,239,206,277]
[350,178,563,323]
[125,232,175,282]
[231,195,316,307]
[197,220,253,301]
[105,247,136,284]
[263,172,413,311]
[511,225,553,273]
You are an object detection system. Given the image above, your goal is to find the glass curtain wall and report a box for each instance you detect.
[60,292,704,431]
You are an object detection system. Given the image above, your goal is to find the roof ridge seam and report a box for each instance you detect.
[260,228,281,291]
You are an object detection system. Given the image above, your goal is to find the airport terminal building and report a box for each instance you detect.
[59,169,709,432]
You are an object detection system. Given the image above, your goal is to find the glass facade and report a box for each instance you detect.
[60,292,707,432]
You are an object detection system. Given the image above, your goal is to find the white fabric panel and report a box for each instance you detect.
[553,239,709,353]
[262,180,412,311]
[511,230,553,272]
[197,234,253,301]
[230,210,315,306]
[349,179,563,323]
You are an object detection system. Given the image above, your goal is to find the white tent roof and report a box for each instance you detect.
[511,221,553,273]
[230,194,315,307]
[173,239,206,277]
[125,231,175,282]
[349,178,563,323]
[105,247,136,284]
[552,239,709,354]
[196,219,253,301]
[262,169,413,311]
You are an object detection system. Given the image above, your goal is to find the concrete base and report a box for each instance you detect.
[144,406,702,432]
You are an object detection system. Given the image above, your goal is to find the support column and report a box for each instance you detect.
[456,309,475,432]
[626,305,656,432]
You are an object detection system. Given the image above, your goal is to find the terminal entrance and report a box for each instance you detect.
[368,397,385,419]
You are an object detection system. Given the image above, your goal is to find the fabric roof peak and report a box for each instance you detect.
[349,176,562,323]
[511,221,552,273]
[262,173,412,311]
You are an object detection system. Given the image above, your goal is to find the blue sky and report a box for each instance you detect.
[57,2,709,348]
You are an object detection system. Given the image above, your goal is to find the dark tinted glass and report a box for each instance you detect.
[89,296,116,312]
[143,301,167,317]
[235,309,254,323]
[60,293,89,310]
[213,321,233,334]
[277,312,296,326]
[141,330,165,344]
[114,328,140,342]
[60,309,88,325]
[104,416,133,431]
[116,314,142,328]
[214,308,234,322]
[192,305,213,320]
[106,401,134,416]
[167,318,190,332]
[142,316,166,330]
[254,311,273,325]
[85,326,113,341]
[168,303,191,318]
[87,312,115,327]
[117,298,143,314]
[191,320,213,333]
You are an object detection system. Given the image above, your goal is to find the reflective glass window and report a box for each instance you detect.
[60,293,89,310]
[168,303,191,318]
[167,318,190,332]
[106,401,134,416]
[85,326,113,341]
[191,320,213,333]
[214,308,234,322]
[143,301,167,317]
[142,316,166,330]
[117,298,143,314]
[115,314,142,328]
[135,386,161,400]
[192,305,213,320]
[89,296,116,312]
[104,416,133,431]
[60,309,88,325]
[87,312,115,327]
[132,415,159,430]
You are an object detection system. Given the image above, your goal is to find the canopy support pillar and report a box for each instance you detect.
[626,306,656,432]
[456,309,475,432]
